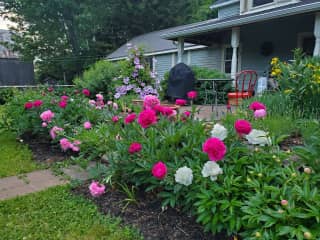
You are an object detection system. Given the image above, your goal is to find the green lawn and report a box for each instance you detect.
[0,185,142,240]
[0,131,39,178]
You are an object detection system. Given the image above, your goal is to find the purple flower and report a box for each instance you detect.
[132,70,138,78]
[114,93,121,99]
[134,57,140,65]
[140,82,146,87]
[134,87,141,93]
[123,77,130,84]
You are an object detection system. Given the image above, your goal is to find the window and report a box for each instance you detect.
[222,46,241,74]
[298,33,315,56]
[252,0,273,7]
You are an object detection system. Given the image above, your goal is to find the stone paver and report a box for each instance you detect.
[0,170,67,201]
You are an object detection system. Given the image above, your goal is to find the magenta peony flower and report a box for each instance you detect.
[128,142,142,154]
[234,119,252,135]
[143,95,160,110]
[184,111,191,117]
[175,99,187,106]
[50,126,64,139]
[33,100,43,108]
[40,110,54,122]
[249,101,266,111]
[187,91,197,99]
[138,109,157,128]
[124,113,137,124]
[152,161,167,179]
[58,101,67,108]
[47,87,54,92]
[154,105,172,116]
[24,102,33,109]
[112,116,119,123]
[84,121,92,129]
[60,95,69,101]
[89,181,105,197]
[203,137,227,161]
[254,109,267,119]
[82,88,90,97]
[42,122,47,127]
[60,138,72,151]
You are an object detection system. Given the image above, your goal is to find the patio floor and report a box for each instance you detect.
[179,104,237,121]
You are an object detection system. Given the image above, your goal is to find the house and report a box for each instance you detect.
[108,0,320,80]
[106,27,221,80]
[0,29,18,58]
[161,0,320,79]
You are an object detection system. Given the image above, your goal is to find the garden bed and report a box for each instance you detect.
[72,183,232,240]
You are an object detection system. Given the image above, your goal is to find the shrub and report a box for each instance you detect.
[74,60,120,98]
[271,49,320,118]
[0,88,18,105]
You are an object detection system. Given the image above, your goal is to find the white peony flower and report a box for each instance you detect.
[175,166,193,186]
[245,129,272,146]
[201,161,223,181]
[211,123,228,140]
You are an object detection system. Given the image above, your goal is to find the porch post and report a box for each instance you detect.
[177,37,184,63]
[313,12,320,56]
[231,27,240,79]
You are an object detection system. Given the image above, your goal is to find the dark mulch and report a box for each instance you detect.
[72,183,232,240]
[20,132,74,164]
[279,133,304,151]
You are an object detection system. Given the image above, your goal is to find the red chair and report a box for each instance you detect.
[227,70,258,106]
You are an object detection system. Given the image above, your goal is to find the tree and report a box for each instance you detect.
[1,0,216,83]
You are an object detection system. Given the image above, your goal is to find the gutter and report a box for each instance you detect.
[162,1,320,39]
[210,0,240,9]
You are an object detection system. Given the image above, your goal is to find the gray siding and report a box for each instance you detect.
[190,47,222,71]
[218,3,240,19]
[155,54,172,80]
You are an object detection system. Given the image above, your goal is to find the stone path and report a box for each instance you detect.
[0,170,67,200]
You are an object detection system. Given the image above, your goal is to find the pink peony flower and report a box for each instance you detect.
[84,121,92,129]
[187,91,197,99]
[113,102,118,110]
[124,113,137,124]
[89,181,105,197]
[175,99,187,106]
[58,101,67,108]
[107,100,113,105]
[203,137,227,161]
[138,109,157,128]
[60,95,69,101]
[96,94,104,101]
[24,102,33,109]
[70,144,80,152]
[143,95,160,110]
[60,138,72,151]
[112,116,119,123]
[88,100,96,106]
[33,100,43,108]
[73,140,81,145]
[50,126,64,139]
[42,122,47,127]
[249,101,266,111]
[234,119,252,135]
[152,161,167,179]
[47,87,54,92]
[82,88,90,97]
[181,111,191,121]
[281,199,288,206]
[40,110,54,122]
[128,142,142,154]
[254,109,267,119]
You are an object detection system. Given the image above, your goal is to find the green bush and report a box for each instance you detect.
[271,50,320,118]
[74,60,120,98]
[0,88,19,105]
[161,66,229,104]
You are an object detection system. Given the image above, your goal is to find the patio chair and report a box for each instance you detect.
[227,70,258,106]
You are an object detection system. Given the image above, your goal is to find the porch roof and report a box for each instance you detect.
[162,0,320,41]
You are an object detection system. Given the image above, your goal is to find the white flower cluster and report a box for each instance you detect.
[245,129,271,146]
[175,166,193,186]
[201,161,223,181]
[211,123,228,140]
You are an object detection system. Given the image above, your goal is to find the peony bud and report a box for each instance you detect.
[304,167,311,174]
[304,232,312,239]
[281,199,288,206]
